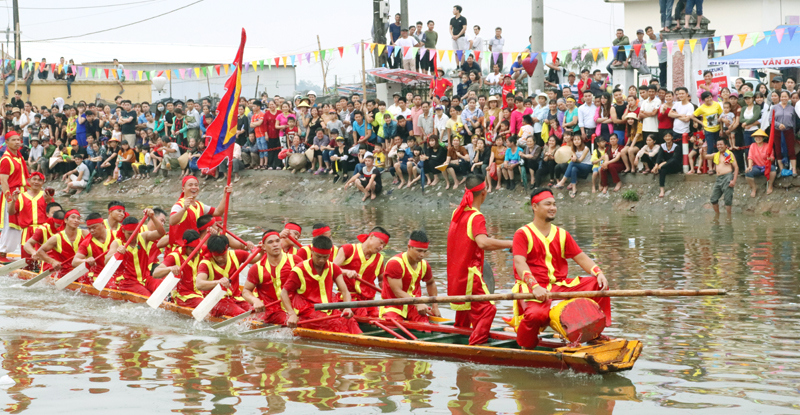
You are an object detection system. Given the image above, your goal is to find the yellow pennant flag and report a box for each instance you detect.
[194,67,200,78]
[251,61,258,71]
[377,44,386,55]
[165,70,171,80]
[689,39,698,52]
[511,52,519,62]
[677,39,686,52]
[438,50,446,62]
[738,33,747,47]
[369,43,376,52]
[282,56,287,67]
[520,52,529,60]
[447,50,454,61]
[591,48,599,61]
[137,70,143,80]
[603,47,611,60]
[223,64,229,75]
[313,50,319,61]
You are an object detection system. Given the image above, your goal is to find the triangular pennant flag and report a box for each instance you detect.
[654,42,662,57]
[320,50,327,60]
[259,59,265,69]
[603,47,612,60]
[738,33,747,46]
[689,39,698,52]
[172,69,179,79]
[473,51,480,61]
[404,46,412,57]
[57,64,63,73]
[104,68,109,79]
[395,46,403,57]
[530,52,539,63]
[429,49,437,60]
[386,46,394,57]
[367,43,374,53]
[439,50,446,62]
[303,53,310,64]
[572,49,580,62]
[253,60,260,70]
[644,43,654,53]
[215,64,221,75]
[179,68,185,79]
[338,46,344,58]
[376,44,386,56]
[511,52,519,62]
[51,63,57,73]
[632,43,642,56]
[502,52,510,63]
[192,68,198,78]
[520,52,529,61]
[91,67,96,77]
[447,50,454,62]
[157,70,164,77]
[751,32,760,46]
[243,62,250,72]
[591,48,599,61]
[221,64,227,75]
[493,52,499,63]
[581,49,589,60]
[699,38,709,50]
[724,35,733,48]
[764,31,772,45]
[290,55,296,66]
[281,56,287,67]
[410,47,418,58]
[711,37,720,49]
[775,28,785,43]
[559,50,568,62]
[201,67,208,77]
[15,60,20,71]
[146,71,151,81]
[676,39,685,53]
[455,49,463,62]
[787,26,797,40]
[166,70,171,80]
[140,70,145,80]
[551,51,558,62]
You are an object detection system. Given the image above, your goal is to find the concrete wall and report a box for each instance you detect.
[23,80,152,107]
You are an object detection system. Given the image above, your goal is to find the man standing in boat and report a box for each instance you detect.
[511,188,611,349]
[35,209,87,278]
[0,131,29,263]
[447,174,512,345]
[242,229,301,324]
[297,223,339,261]
[8,172,53,269]
[281,235,361,334]
[379,230,441,323]
[115,211,167,296]
[73,212,119,286]
[196,235,260,317]
[168,175,230,255]
[334,227,389,318]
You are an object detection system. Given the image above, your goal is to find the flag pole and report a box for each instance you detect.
[223,153,233,231]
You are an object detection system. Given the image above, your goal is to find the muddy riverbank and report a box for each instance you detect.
[53,170,800,215]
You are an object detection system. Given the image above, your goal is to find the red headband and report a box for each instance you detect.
[311,246,332,256]
[108,205,125,213]
[311,226,330,237]
[183,238,200,249]
[86,218,104,226]
[48,217,65,231]
[408,240,429,249]
[179,175,198,198]
[29,172,45,181]
[5,131,19,139]
[197,218,219,232]
[531,190,554,204]
[121,222,138,232]
[452,182,486,224]
[284,223,302,233]
[357,232,390,244]
[64,209,80,220]
[261,231,280,243]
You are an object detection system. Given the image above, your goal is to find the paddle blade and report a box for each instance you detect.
[21,269,54,287]
[483,259,495,294]
[92,257,122,292]
[191,285,225,322]
[211,310,253,330]
[54,263,88,290]
[240,325,283,336]
[0,259,27,275]
[146,272,179,309]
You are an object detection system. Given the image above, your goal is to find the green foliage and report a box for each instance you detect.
[622,189,639,202]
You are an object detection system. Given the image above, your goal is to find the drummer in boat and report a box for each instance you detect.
[511,188,612,348]
[379,230,441,323]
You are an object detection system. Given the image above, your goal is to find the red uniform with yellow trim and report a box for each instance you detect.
[10,190,47,262]
[164,248,203,308]
[197,250,252,317]
[168,198,214,252]
[379,253,434,323]
[338,243,384,317]
[103,219,121,233]
[446,207,496,345]
[26,223,58,271]
[116,232,161,296]
[284,259,361,334]
[297,244,339,262]
[0,147,28,229]
[511,223,611,348]
[245,252,301,324]
[51,229,87,278]
[76,229,118,286]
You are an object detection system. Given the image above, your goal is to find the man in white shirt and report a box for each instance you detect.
[577,91,597,141]
[395,28,419,72]
[469,25,484,52]
[387,93,402,117]
[27,137,43,172]
[532,94,549,144]
[669,86,695,138]
[639,85,662,141]
[395,97,413,121]
[488,27,505,70]
[18,102,33,145]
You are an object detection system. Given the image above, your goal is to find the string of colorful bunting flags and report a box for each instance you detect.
[4,26,796,82]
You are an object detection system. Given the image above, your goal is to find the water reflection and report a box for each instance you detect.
[1,200,800,413]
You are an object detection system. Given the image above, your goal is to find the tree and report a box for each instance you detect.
[562,44,594,74]
[296,80,323,95]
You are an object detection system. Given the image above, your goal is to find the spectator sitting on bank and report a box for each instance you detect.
[745,129,775,197]
[345,152,382,201]
[241,132,259,170]
[309,128,330,174]
[499,135,522,191]
[634,135,660,173]
[444,138,470,190]
[620,112,643,173]
[61,153,89,194]
[287,134,307,174]
[600,134,625,193]
[520,135,541,187]
[652,132,682,198]
[590,137,607,193]
[554,134,592,198]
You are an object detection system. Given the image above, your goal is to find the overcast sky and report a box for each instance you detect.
[3,0,624,87]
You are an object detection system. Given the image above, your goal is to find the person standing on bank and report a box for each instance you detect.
[450,5,468,68]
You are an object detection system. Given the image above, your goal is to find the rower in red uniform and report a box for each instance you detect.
[0,131,30,263]
[104,201,127,233]
[334,227,389,318]
[511,188,611,349]
[73,213,120,286]
[380,230,441,323]
[242,230,301,324]
[35,209,87,278]
[297,223,339,261]
[279,222,302,255]
[8,172,53,268]
[168,175,230,254]
[22,202,62,271]
[142,208,168,267]
[196,235,260,317]
[114,211,167,296]
[153,230,204,308]
[446,174,512,345]
[281,235,361,334]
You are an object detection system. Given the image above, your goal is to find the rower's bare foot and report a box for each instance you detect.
[750,189,757,198]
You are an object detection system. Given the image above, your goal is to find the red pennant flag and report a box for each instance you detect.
[103,68,109,78]
[215,64,221,75]
[551,51,558,62]
[633,43,642,56]
[157,70,164,77]
[274,57,280,66]
[473,51,480,61]
[51,63,57,72]
[338,46,344,57]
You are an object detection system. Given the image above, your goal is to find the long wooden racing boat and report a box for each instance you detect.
[7,270,642,374]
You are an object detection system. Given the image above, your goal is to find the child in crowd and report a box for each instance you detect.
[329,136,351,184]
[500,135,522,190]
[687,130,706,174]
[345,153,382,201]
[490,134,506,189]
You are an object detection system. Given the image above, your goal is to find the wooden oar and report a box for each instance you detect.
[146,232,212,309]
[315,289,728,311]
[0,258,29,275]
[240,314,339,335]
[211,299,281,330]
[92,216,148,292]
[355,275,380,292]
[54,260,90,290]
[191,248,262,322]
[21,255,77,287]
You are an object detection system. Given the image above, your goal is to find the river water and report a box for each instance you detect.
[1,200,799,414]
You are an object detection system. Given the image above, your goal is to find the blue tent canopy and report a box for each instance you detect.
[710,25,800,68]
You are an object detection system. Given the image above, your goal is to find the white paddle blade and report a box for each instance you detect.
[21,269,54,287]
[92,257,122,292]
[191,285,225,322]
[146,273,179,309]
[54,263,88,290]
[210,310,253,330]
[0,259,27,275]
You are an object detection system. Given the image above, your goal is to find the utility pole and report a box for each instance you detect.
[317,35,327,94]
[400,0,409,31]
[372,0,388,69]
[12,0,20,62]
[361,40,367,100]
[529,0,544,96]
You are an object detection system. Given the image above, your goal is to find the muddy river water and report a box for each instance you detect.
[1,200,799,414]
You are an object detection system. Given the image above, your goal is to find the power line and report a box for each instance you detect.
[2,0,157,10]
[22,0,204,43]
